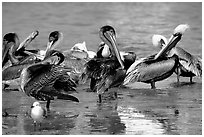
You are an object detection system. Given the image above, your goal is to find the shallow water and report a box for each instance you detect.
[2,2,202,135]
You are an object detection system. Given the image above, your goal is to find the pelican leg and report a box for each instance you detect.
[151,82,156,89]
[90,78,96,92]
[98,94,102,103]
[190,77,193,83]
[176,65,181,85]
[114,92,118,99]
[46,99,51,111]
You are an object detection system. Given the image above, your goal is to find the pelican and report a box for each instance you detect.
[2,31,62,89]
[20,50,79,111]
[123,27,183,89]
[2,31,39,68]
[83,25,136,103]
[87,42,136,92]
[152,25,202,83]
[23,31,64,60]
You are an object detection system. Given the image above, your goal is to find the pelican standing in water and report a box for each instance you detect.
[83,25,136,103]
[88,42,136,92]
[20,50,79,111]
[123,25,186,88]
[152,24,202,83]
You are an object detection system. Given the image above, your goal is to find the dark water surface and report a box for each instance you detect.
[2,2,202,135]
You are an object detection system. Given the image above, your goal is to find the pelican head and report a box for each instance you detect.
[167,24,189,50]
[44,50,65,65]
[99,25,124,69]
[152,34,168,49]
[154,24,189,60]
[44,31,63,59]
[2,33,20,67]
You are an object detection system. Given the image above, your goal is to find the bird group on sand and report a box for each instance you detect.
[2,24,202,130]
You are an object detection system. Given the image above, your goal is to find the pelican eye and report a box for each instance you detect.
[173,32,181,37]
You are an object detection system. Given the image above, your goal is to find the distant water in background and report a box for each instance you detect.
[2,2,202,58]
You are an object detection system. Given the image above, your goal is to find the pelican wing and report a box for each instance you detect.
[3,64,29,81]
[53,72,77,92]
[20,62,53,95]
[96,68,126,94]
[169,47,202,77]
[124,57,177,85]
[84,57,120,80]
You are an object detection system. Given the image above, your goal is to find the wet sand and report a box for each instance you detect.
[2,74,202,135]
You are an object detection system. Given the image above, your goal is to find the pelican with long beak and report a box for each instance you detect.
[123,28,182,88]
[23,31,64,60]
[20,50,79,111]
[2,31,39,68]
[152,25,202,83]
[2,31,62,89]
[83,25,136,103]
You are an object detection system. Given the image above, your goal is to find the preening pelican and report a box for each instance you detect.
[20,50,79,111]
[123,27,183,89]
[2,31,62,89]
[2,31,39,68]
[83,25,136,103]
[152,24,202,83]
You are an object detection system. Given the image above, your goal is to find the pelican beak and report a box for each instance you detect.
[104,31,124,69]
[17,30,39,51]
[2,43,10,63]
[43,40,54,60]
[154,33,182,60]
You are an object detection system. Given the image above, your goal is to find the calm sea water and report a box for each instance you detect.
[2,2,202,57]
[2,2,202,135]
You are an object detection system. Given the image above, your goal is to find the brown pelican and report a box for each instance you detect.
[20,50,79,111]
[2,31,62,89]
[23,31,64,60]
[152,25,202,83]
[123,28,182,89]
[83,25,136,103]
[2,31,39,68]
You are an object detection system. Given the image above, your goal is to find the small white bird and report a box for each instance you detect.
[31,101,47,130]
